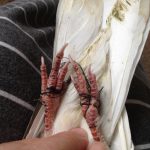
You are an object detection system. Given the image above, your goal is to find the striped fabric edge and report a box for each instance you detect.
[0,89,35,111]
[0,17,52,62]
[126,99,150,109]
[135,144,150,150]
[0,41,41,75]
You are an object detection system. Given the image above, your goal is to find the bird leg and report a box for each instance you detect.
[70,58,101,141]
[40,44,70,136]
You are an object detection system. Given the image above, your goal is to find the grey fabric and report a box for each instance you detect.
[126,64,150,147]
[0,0,57,143]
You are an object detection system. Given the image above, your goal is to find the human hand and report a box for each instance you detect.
[0,128,107,150]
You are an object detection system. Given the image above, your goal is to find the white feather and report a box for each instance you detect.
[26,1,150,150]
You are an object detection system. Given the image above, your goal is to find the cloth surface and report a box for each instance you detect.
[0,0,57,143]
[0,1,150,149]
[127,64,150,149]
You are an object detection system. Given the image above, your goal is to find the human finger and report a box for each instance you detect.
[0,128,88,150]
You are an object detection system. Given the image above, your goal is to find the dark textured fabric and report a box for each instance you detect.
[0,96,32,143]
[0,0,57,143]
[127,64,150,148]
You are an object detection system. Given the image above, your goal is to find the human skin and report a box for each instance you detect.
[0,128,106,150]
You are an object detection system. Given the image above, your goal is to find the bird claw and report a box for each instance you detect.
[70,58,101,141]
[40,46,101,141]
[40,44,69,133]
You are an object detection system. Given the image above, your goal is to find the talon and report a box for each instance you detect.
[40,44,70,135]
[41,57,48,94]
[56,62,69,90]
[88,67,98,99]
[47,44,68,88]
[71,63,101,141]
[69,56,88,94]
[40,57,48,106]
[71,74,80,92]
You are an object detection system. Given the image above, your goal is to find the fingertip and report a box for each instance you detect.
[47,129,88,150]
[70,128,89,149]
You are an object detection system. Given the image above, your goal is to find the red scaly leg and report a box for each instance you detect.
[40,57,53,131]
[40,44,69,134]
[88,67,98,99]
[70,59,101,141]
[86,67,100,141]
[47,44,68,88]
[45,44,68,124]
[70,57,90,116]
[41,57,48,93]
[56,62,69,91]
[40,57,48,106]
[69,56,88,95]
[40,57,52,131]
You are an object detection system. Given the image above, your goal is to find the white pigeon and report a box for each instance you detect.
[26,0,150,149]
